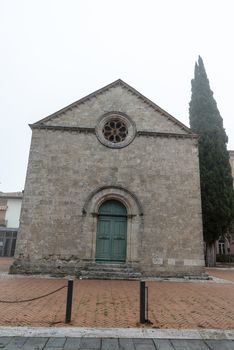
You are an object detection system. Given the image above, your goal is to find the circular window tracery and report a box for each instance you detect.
[96,112,136,148]
[103,119,128,143]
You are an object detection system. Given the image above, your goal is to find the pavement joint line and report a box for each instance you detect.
[0,327,233,340]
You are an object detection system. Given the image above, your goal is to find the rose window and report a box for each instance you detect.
[102,119,128,143]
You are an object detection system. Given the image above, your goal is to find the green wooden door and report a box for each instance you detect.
[96,200,127,262]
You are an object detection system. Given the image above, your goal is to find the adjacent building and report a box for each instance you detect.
[0,192,23,256]
[216,150,234,258]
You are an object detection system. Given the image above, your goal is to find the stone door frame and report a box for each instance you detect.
[82,186,144,264]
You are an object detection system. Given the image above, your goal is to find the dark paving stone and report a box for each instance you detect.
[119,338,135,350]
[64,338,82,350]
[205,339,234,350]
[80,338,101,349]
[4,337,28,350]
[135,344,156,350]
[20,337,48,350]
[1,336,234,350]
[134,344,156,350]
[0,338,11,348]
[153,339,175,350]
[45,338,66,348]
[171,339,210,350]
[44,348,65,350]
[133,338,155,344]
[133,339,156,350]
[101,338,119,350]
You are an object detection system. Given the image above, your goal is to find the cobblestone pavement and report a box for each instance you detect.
[0,269,234,329]
[0,258,13,272]
[206,268,234,282]
[1,259,234,329]
[0,336,234,349]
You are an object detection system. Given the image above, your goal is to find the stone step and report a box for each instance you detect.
[79,265,142,280]
[87,263,131,267]
[80,270,142,280]
[86,265,135,273]
[85,270,141,276]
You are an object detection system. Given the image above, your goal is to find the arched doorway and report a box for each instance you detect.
[96,200,127,263]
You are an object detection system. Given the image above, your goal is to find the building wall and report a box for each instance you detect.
[0,198,7,226]
[14,83,204,276]
[5,198,22,228]
[0,193,22,257]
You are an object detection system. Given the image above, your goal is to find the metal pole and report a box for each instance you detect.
[65,278,74,323]
[140,281,146,323]
[145,286,149,321]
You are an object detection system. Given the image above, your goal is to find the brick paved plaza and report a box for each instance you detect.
[0,260,234,329]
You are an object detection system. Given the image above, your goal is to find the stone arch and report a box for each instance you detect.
[82,185,143,264]
[82,185,143,217]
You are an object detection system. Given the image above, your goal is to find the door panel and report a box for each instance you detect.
[111,217,127,261]
[96,217,111,260]
[96,200,127,262]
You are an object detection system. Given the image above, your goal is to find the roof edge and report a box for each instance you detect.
[118,80,192,134]
[33,79,124,126]
[32,79,192,134]
[0,192,23,199]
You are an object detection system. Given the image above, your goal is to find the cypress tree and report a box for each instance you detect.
[189,56,234,266]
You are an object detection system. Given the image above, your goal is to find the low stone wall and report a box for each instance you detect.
[10,257,204,278]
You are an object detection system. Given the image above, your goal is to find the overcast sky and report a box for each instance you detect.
[1,0,234,192]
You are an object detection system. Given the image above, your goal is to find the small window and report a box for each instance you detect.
[218,241,225,255]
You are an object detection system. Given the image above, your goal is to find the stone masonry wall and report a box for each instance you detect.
[13,83,204,276]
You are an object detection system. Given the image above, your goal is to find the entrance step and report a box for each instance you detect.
[78,263,142,280]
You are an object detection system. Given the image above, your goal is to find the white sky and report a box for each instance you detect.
[1,0,234,192]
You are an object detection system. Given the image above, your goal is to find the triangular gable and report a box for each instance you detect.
[32,79,192,134]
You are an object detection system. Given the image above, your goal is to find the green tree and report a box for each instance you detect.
[189,56,234,266]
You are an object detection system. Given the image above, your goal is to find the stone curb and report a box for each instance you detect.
[1,273,234,285]
[0,327,234,340]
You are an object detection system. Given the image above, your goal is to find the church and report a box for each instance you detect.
[12,79,204,277]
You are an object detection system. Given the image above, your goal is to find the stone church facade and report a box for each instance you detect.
[12,80,204,277]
